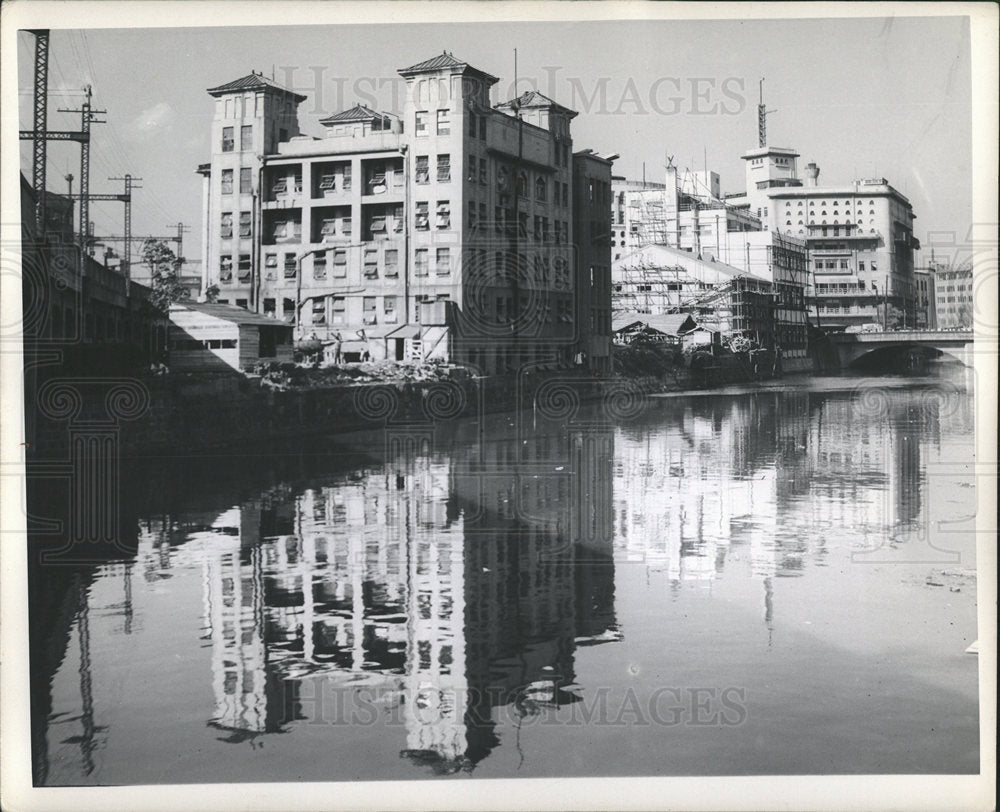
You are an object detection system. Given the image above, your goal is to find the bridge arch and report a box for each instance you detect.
[844,342,970,371]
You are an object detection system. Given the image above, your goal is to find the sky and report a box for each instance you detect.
[18,15,972,266]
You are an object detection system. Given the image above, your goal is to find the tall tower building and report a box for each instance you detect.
[199,72,306,307]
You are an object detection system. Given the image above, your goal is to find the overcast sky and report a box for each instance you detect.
[18,15,971,265]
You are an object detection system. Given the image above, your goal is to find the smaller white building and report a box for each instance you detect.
[168,302,294,371]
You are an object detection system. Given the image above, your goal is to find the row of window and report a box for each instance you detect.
[220,211,252,240]
[785,199,879,207]
[414,109,451,137]
[813,259,880,271]
[221,124,253,153]
[221,168,253,195]
[221,247,574,289]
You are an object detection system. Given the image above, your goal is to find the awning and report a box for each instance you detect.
[385,324,421,340]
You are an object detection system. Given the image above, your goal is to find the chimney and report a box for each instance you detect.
[805,162,820,187]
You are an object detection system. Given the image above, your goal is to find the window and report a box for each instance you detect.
[437,154,450,182]
[363,297,377,325]
[240,124,252,151]
[284,255,297,278]
[313,253,327,280]
[479,159,487,184]
[468,201,477,228]
[237,254,251,282]
[236,299,248,310]
[239,212,251,238]
[479,202,487,227]
[415,202,429,230]
[415,110,428,135]
[220,212,233,239]
[436,201,451,229]
[562,183,569,207]
[222,126,234,152]
[263,298,276,315]
[536,176,547,201]
[342,164,352,191]
[282,298,295,319]
[415,248,429,276]
[342,216,352,236]
[319,172,336,192]
[219,254,233,282]
[871,261,878,271]
[467,155,477,182]
[859,261,865,271]
[437,109,450,135]
[363,248,378,278]
[312,299,326,326]
[332,297,345,325]
[469,111,477,136]
[221,169,233,194]
[321,218,337,238]
[415,156,429,184]
[264,253,277,279]
[385,248,399,277]
[517,170,528,198]
[332,249,347,277]
[479,116,487,140]
[240,167,252,194]
[384,296,397,323]
[436,247,451,275]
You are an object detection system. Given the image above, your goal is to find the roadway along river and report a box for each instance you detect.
[28,368,980,784]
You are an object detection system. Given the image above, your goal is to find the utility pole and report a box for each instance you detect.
[59,85,107,251]
[68,177,141,279]
[107,175,143,278]
[166,222,191,262]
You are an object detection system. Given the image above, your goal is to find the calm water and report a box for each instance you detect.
[29,371,980,784]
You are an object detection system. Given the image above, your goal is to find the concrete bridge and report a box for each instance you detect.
[828,330,975,369]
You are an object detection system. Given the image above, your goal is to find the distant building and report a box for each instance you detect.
[722,232,809,369]
[913,264,938,329]
[612,312,698,345]
[610,166,759,260]
[198,52,612,374]
[728,156,920,329]
[933,263,973,328]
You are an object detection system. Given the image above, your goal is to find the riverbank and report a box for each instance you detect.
[26,346,820,459]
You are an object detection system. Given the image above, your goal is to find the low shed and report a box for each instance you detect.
[168,303,294,371]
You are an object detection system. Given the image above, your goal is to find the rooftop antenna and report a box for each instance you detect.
[513,48,520,115]
[758,78,777,148]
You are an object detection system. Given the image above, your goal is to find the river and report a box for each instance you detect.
[28,369,980,784]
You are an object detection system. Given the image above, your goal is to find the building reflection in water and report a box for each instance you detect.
[35,381,972,780]
[178,418,620,772]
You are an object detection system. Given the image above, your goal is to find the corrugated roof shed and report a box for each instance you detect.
[170,302,293,329]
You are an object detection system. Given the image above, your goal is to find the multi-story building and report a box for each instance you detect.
[913,264,938,329]
[198,52,612,374]
[572,149,617,372]
[610,166,759,261]
[933,263,973,329]
[722,232,810,369]
[728,155,920,329]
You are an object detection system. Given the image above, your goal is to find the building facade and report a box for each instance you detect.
[611,166,760,261]
[913,265,938,329]
[198,53,612,374]
[933,263,973,329]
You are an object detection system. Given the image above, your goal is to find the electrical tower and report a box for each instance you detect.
[58,85,107,251]
[107,175,143,278]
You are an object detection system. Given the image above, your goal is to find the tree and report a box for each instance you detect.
[141,239,190,311]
